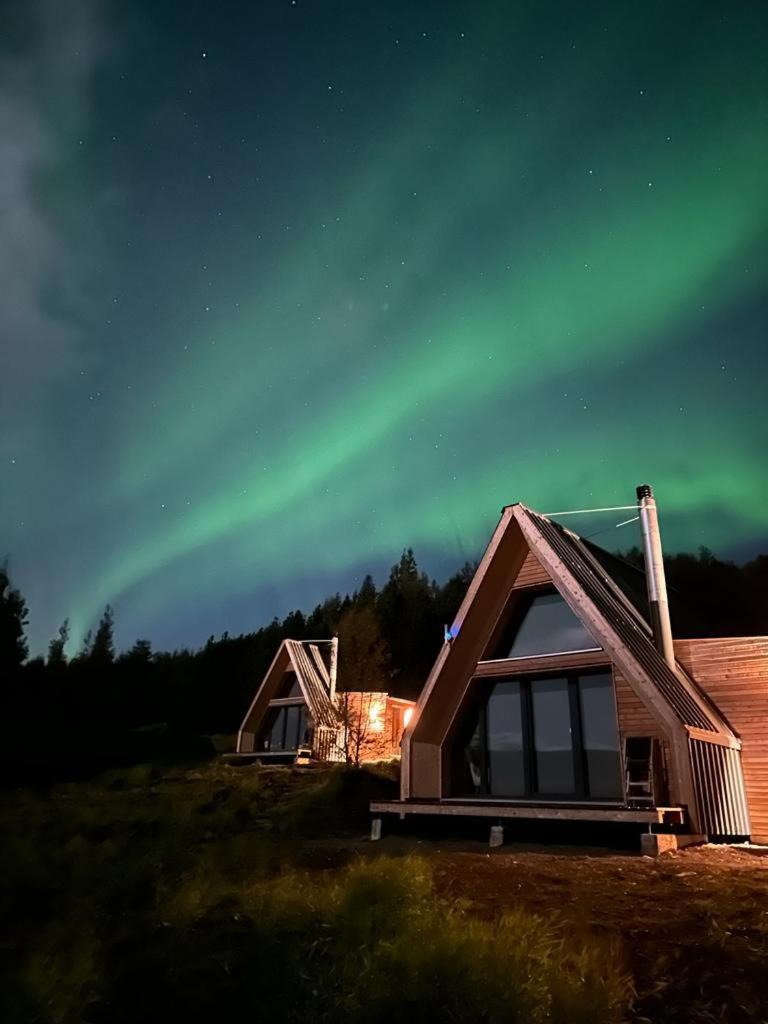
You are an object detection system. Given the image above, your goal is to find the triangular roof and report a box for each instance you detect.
[406,503,736,754]
[519,507,727,732]
[582,540,707,639]
[238,639,340,740]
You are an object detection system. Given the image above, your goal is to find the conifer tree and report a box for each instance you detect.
[47,619,70,669]
[126,638,152,662]
[0,563,28,677]
[90,605,115,666]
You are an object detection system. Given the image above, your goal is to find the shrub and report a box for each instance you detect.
[2,767,629,1024]
[125,856,629,1024]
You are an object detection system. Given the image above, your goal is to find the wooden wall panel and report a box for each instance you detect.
[411,740,441,798]
[613,667,674,803]
[675,637,768,841]
[614,667,666,738]
[512,550,551,589]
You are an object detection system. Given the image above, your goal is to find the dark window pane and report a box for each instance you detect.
[297,705,308,747]
[503,593,599,659]
[579,673,622,798]
[278,671,303,699]
[464,717,485,795]
[269,708,286,751]
[453,695,485,796]
[257,709,276,751]
[487,681,525,796]
[284,705,300,749]
[531,677,575,794]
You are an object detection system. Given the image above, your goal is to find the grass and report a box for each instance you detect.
[0,761,629,1024]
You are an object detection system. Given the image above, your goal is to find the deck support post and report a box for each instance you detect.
[371,817,382,841]
[489,824,504,848]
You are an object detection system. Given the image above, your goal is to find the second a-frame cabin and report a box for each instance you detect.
[372,487,768,848]
[235,638,415,765]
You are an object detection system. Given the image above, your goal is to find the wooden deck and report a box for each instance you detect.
[370,799,686,825]
[221,751,297,765]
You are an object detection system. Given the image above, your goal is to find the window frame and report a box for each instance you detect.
[452,668,623,802]
[482,587,602,663]
[258,700,308,752]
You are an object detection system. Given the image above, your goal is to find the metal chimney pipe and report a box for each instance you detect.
[329,635,339,701]
[636,484,675,669]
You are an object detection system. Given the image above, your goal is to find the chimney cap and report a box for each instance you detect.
[636,483,654,501]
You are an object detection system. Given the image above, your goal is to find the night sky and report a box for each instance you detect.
[2,1,767,655]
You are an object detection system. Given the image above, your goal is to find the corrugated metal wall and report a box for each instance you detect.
[689,739,751,836]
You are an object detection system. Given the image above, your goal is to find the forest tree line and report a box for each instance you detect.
[1,544,767,752]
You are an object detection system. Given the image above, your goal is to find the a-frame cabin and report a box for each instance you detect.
[235,639,415,765]
[372,491,768,847]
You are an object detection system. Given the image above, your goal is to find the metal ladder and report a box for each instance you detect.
[624,736,656,806]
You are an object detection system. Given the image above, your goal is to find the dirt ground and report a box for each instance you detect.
[305,835,768,1023]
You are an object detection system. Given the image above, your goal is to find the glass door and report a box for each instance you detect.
[487,681,526,796]
[530,677,577,796]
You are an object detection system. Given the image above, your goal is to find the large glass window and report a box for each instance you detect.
[493,592,600,660]
[578,673,621,798]
[487,681,525,796]
[458,714,484,796]
[259,704,308,752]
[277,671,303,699]
[452,670,622,801]
[531,677,575,794]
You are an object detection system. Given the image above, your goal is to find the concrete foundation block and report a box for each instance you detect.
[641,832,679,856]
[641,832,707,856]
[370,817,382,841]
[489,825,504,848]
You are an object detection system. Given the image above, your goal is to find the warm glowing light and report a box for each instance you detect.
[403,707,413,727]
[367,702,385,732]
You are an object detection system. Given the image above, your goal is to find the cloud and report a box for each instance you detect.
[0,1,102,439]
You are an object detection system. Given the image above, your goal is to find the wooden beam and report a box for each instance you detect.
[370,800,685,825]
[401,506,521,800]
[686,725,742,750]
[474,650,610,678]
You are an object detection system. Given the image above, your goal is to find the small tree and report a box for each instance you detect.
[338,690,378,767]
[335,606,389,766]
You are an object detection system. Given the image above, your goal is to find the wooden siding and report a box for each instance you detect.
[613,666,673,803]
[675,638,768,841]
[614,667,666,739]
[512,550,550,589]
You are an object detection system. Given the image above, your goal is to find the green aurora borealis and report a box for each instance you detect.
[2,1,767,653]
